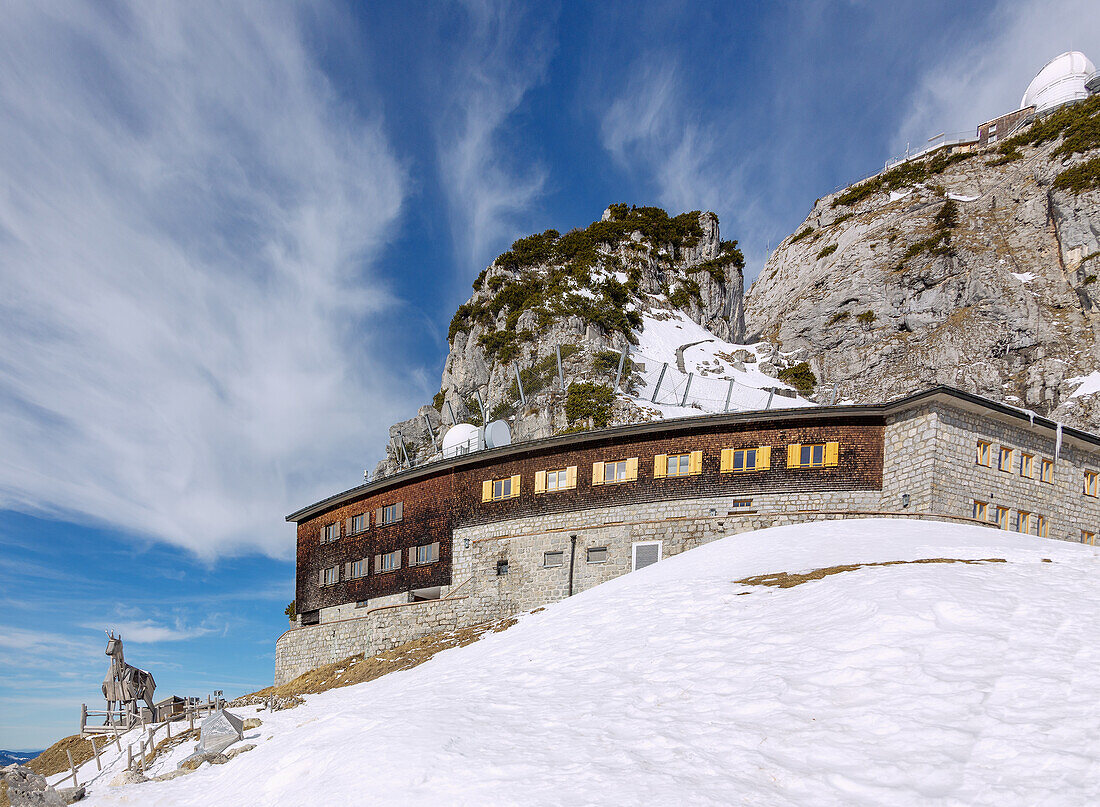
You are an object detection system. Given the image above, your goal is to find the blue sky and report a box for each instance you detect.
[2,0,1097,749]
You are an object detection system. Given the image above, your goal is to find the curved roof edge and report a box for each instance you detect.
[285,386,1100,523]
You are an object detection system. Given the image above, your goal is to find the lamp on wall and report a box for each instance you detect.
[901,493,910,508]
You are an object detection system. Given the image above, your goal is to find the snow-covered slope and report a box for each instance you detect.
[78,520,1100,805]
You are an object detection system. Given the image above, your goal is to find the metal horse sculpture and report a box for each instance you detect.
[102,631,156,727]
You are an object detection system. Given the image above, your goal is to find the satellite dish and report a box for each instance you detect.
[484,419,512,449]
[442,423,480,458]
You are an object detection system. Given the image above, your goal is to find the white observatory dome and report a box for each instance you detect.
[1021,51,1096,114]
[441,423,480,459]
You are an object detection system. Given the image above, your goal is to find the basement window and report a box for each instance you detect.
[587,547,608,564]
[543,551,564,568]
[730,499,754,511]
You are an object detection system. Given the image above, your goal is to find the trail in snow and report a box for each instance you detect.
[78,520,1100,807]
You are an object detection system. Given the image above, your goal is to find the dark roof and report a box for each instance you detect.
[285,385,1100,523]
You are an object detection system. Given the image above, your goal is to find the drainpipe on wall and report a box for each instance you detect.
[567,534,578,597]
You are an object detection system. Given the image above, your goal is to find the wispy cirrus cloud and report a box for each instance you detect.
[434,0,557,277]
[0,1,414,559]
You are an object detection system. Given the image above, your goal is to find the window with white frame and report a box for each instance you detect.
[543,551,564,567]
[666,453,691,477]
[546,469,569,491]
[604,460,629,483]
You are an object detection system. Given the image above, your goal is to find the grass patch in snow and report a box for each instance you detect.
[24,733,97,778]
[734,557,1007,589]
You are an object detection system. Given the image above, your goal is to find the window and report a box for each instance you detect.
[1020,453,1033,478]
[410,542,439,566]
[976,441,991,467]
[720,447,772,473]
[973,500,988,521]
[786,442,839,469]
[1085,471,1098,497]
[587,547,608,564]
[350,514,367,535]
[322,522,340,543]
[632,541,662,571]
[1081,530,1095,545]
[1035,514,1048,538]
[998,447,1013,472]
[482,475,521,502]
[535,466,577,494]
[654,451,702,478]
[730,498,754,510]
[543,551,564,567]
[1017,511,1031,533]
[592,458,638,485]
[1040,459,1054,484]
[996,506,1010,530]
[321,566,338,586]
[347,559,366,579]
[374,502,403,526]
[375,550,401,573]
[496,559,509,576]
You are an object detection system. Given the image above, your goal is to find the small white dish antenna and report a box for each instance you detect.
[442,423,481,458]
[484,419,512,449]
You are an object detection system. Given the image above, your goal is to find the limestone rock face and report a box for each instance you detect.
[375,207,746,478]
[746,111,1100,430]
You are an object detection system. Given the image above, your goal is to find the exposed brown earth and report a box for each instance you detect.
[735,557,1009,588]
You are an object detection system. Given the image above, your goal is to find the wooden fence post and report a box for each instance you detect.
[127,744,132,771]
[90,736,101,771]
[65,749,78,787]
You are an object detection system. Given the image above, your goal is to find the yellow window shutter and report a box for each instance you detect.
[626,457,638,481]
[825,442,839,467]
[592,461,604,486]
[758,446,772,470]
[566,465,577,489]
[787,444,801,468]
[510,474,521,497]
[482,479,493,502]
[534,470,546,494]
[720,448,733,473]
[689,450,703,475]
[654,454,668,479]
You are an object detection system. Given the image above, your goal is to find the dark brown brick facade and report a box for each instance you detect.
[293,413,884,618]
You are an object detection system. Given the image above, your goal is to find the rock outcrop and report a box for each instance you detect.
[374,205,746,478]
[747,97,1100,429]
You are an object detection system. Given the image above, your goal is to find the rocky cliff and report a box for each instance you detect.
[747,96,1100,429]
[374,206,751,478]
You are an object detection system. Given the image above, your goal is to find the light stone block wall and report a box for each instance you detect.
[928,405,1100,540]
[883,406,940,512]
[319,590,408,624]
